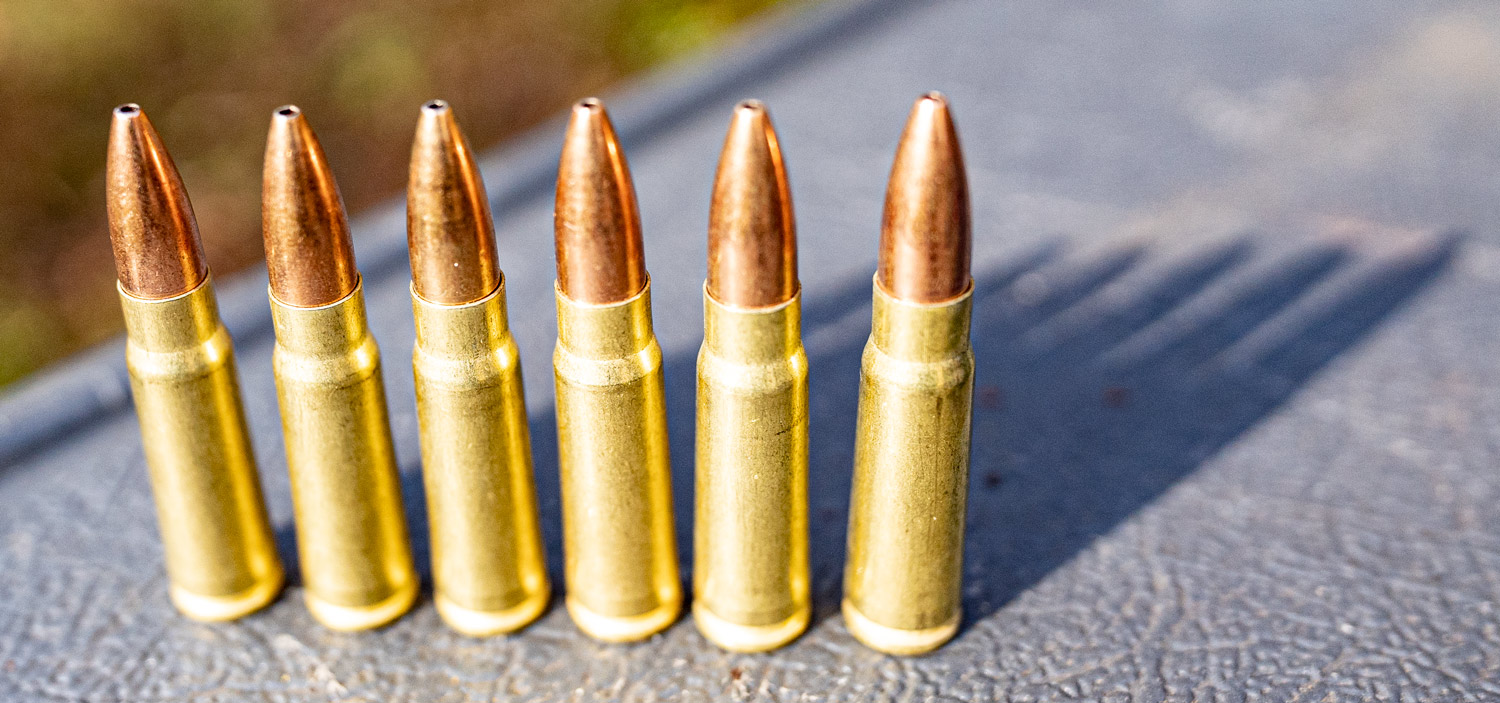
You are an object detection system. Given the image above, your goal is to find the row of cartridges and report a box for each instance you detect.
[106,92,974,656]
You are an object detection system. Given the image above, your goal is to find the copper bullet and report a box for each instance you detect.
[407,99,550,636]
[108,103,284,621]
[694,100,809,652]
[845,91,975,655]
[877,92,971,303]
[262,105,359,308]
[552,98,680,642]
[554,98,646,304]
[106,105,208,299]
[408,100,500,305]
[263,105,416,630]
[706,100,797,308]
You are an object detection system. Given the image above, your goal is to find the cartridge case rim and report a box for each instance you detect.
[874,274,974,309]
[565,594,682,643]
[410,277,501,310]
[693,601,810,653]
[553,275,649,310]
[169,573,284,623]
[305,580,419,632]
[703,282,801,313]
[269,273,362,312]
[118,278,201,305]
[436,589,551,637]
[842,597,960,656]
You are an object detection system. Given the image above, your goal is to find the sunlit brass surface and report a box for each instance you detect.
[694,288,809,652]
[120,277,283,621]
[412,281,549,635]
[553,280,680,641]
[270,280,416,631]
[843,281,974,655]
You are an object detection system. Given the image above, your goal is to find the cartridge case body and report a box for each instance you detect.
[694,288,809,651]
[553,280,680,641]
[843,280,974,655]
[121,277,283,621]
[412,281,549,636]
[271,279,416,630]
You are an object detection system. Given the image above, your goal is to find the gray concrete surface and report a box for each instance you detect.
[2,0,1498,700]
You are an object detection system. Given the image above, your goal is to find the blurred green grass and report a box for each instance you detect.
[0,0,794,386]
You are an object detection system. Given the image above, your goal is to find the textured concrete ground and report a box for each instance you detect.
[2,0,1498,700]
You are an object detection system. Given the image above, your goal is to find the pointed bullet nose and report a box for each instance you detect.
[106,104,207,299]
[554,98,646,304]
[407,100,499,305]
[262,105,358,307]
[879,92,971,304]
[707,100,797,308]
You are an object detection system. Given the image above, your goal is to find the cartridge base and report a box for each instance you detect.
[436,587,551,637]
[169,569,285,622]
[693,602,809,653]
[566,595,680,643]
[842,598,959,656]
[305,579,418,632]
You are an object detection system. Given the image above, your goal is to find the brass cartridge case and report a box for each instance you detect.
[270,279,417,630]
[553,279,680,641]
[843,280,974,655]
[412,281,549,635]
[694,287,809,652]
[121,276,283,621]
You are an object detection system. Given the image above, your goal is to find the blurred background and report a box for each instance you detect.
[0,0,798,386]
